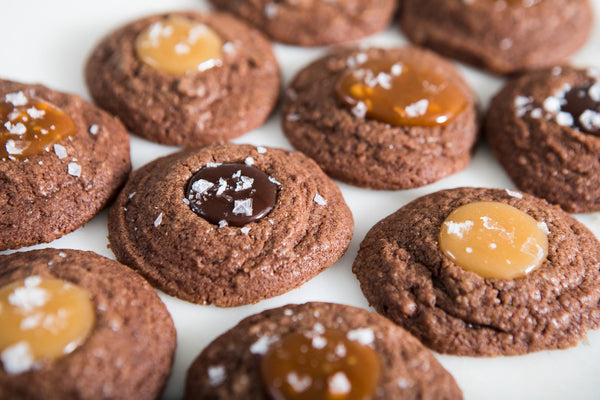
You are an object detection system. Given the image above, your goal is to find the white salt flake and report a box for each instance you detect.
[347,328,374,345]
[5,121,26,135]
[499,38,513,50]
[397,377,413,389]
[128,192,136,199]
[579,109,600,131]
[8,286,49,312]
[505,188,523,199]
[53,144,67,159]
[240,226,251,234]
[444,220,474,238]
[89,124,99,135]
[328,372,351,396]
[543,96,562,113]
[268,176,281,186]
[198,59,222,72]
[376,72,392,90]
[58,252,67,258]
[391,62,403,76]
[313,193,327,206]
[256,146,267,154]
[312,335,327,349]
[244,157,255,166]
[154,212,163,227]
[218,220,228,228]
[556,111,574,127]
[182,198,190,205]
[5,140,24,155]
[405,99,429,117]
[205,162,222,168]
[250,335,279,354]
[530,108,543,119]
[287,372,312,393]
[20,314,43,330]
[174,42,191,55]
[232,199,253,216]
[26,107,45,119]
[208,365,226,387]
[588,82,600,102]
[264,2,278,18]
[63,342,78,355]
[351,101,367,118]
[5,91,28,106]
[286,114,301,122]
[232,170,241,178]
[216,178,228,196]
[538,221,550,235]
[334,343,347,357]
[222,42,235,54]
[191,179,214,194]
[24,276,41,288]
[68,162,81,177]
[236,176,254,191]
[1,342,34,375]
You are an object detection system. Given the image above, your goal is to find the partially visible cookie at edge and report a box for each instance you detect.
[0,79,131,251]
[353,187,600,356]
[0,248,176,400]
[108,143,354,307]
[486,66,600,213]
[185,302,463,399]
[208,0,397,46]
[400,0,593,74]
[85,11,280,146]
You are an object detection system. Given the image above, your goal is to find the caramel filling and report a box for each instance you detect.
[439,201,548,279]
[0,276,95,372]
[335,55,468,127]
[135,15,223,74]
[261,327,381,400]
[1,93,76,159]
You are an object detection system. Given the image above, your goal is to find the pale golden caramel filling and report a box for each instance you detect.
[261,327,381,400]
[0,94,76,160]
[439,201,549,279]
[135,16,223,75]
[0,277,95,372]
[335,56,468,127]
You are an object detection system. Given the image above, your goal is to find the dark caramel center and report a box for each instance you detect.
[186,163,277,227]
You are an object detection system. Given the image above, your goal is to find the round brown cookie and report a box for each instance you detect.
[353,187,600,356]
[185,302,463,399]
[400,0,593,75]
[108,143,353,307]
[486,66,600,213]
[85,12,280,146]
[0,79,130,251]
[281,46,478,189]
[0,248,176,399]
[208,0,397,46]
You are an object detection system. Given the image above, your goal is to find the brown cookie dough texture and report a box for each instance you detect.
[185,302,463,399]
[0,80,130,251]
[208,0,397,46]
[486,66,600,213]
[0,249,176,399]
[108,144,354,307]
[281,47,478,189]
[400,0,593,75]
[85,12,280,146]
[353,187,600,356]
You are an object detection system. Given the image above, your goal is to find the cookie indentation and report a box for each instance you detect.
[186,163,277,227]
[439,201,548,279]
[0,277,94,374]
[1,94,76,160]
[135,15,223,74]
[335,57,468,127]
[260,327,381,400]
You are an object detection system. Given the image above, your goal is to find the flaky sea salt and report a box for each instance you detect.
[232,199,253,216]
[1,342,34,375]
[154,213,163,227]
[328,372,351,396]
[313,193,327,206]
[5,91,27,106]
[67,162,81,177]
[208,365,226,387]
[53,144,67,159]
[347,328,374,345]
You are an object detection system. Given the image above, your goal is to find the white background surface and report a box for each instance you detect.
[1,0,600,399]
